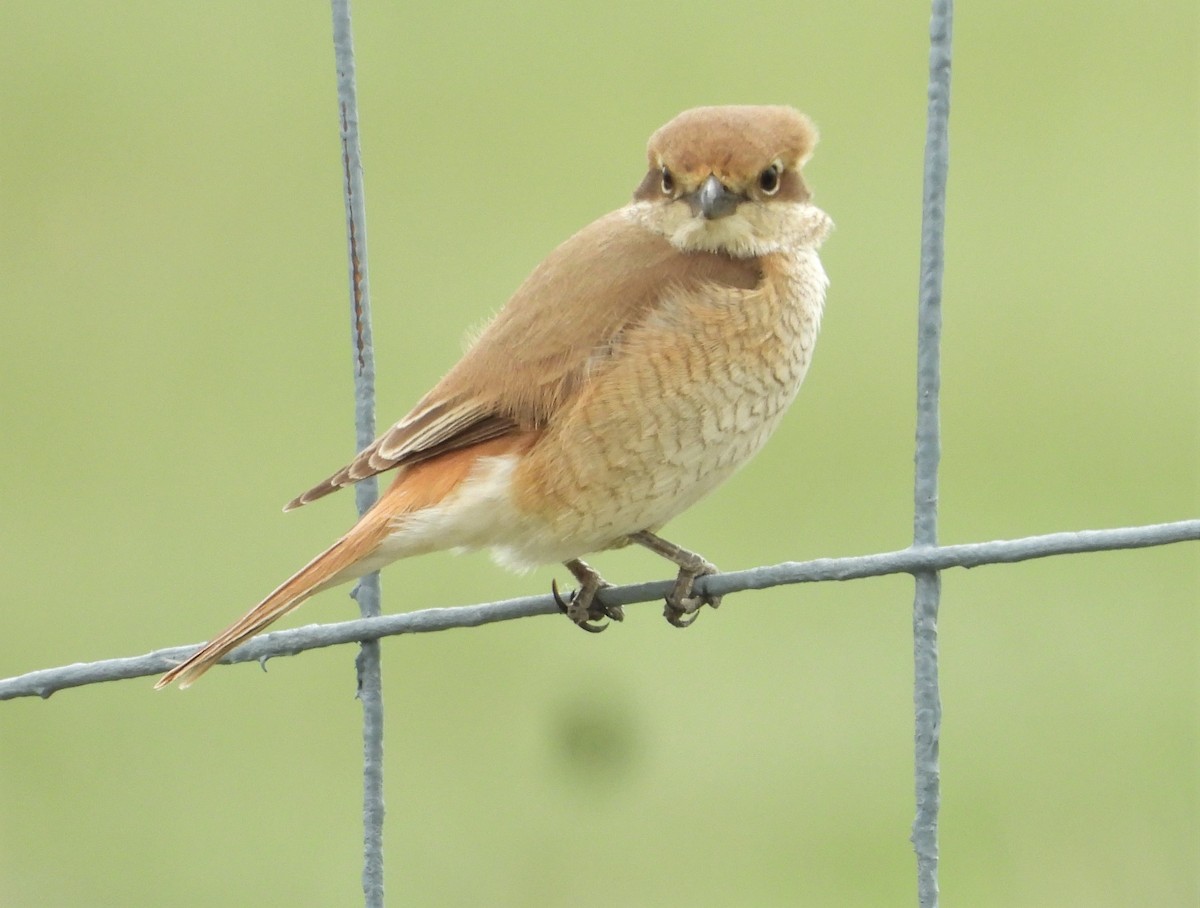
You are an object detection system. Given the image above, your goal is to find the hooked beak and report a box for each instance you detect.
[688,174,742,220]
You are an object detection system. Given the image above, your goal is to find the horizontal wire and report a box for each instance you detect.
[2,518,1196,701]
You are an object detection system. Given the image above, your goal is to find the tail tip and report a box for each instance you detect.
[154,660,201,690]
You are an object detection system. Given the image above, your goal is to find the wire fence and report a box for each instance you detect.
[910,4,952,901]
[4,520,1196,701]
[3,2,1197,907]
[331,2,385,903]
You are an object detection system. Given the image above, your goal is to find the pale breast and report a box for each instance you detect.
[503,237,829,566]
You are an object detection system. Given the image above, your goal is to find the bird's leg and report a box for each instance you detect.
[553,558,622,633]
[629,530,722,628]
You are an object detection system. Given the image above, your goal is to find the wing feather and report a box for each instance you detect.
[285,209,762,511]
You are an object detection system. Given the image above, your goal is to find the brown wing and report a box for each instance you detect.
[285,209,761,511]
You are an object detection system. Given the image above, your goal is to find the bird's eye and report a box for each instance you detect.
[759,163,782,195]
[660,167,675,195]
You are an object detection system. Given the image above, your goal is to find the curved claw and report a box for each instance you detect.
[551,578,571,614]
[551,578,610,633]
[665,603,703,628]
[663,572,721,628]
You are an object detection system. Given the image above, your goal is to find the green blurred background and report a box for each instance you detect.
[1,2,1196,906]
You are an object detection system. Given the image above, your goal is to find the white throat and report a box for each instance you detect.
[624,199,833,258]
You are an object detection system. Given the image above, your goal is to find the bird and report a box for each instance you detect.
[156,104,833,689]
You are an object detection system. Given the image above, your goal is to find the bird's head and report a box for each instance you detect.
[631,105,824,257]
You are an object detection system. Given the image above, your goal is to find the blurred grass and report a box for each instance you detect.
[0,2,1196,906]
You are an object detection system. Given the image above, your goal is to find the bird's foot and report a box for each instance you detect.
[663,559,722,627]
[554,559,622,633]
[629,530,722,628]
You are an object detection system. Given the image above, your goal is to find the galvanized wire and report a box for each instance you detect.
[330,1,385,904]
[3,520,1196,702]
[912,2,953,905]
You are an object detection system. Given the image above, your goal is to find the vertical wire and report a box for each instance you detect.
[330,2,385,905]
[912,2,953,906]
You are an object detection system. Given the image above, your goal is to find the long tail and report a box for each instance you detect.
[155,433,535,690]
[155,508,391,689]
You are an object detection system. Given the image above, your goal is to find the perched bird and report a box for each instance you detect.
[157,105,832,689]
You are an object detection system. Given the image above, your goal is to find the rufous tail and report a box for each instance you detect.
[155,434,534,689]
[155,511,390,689]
